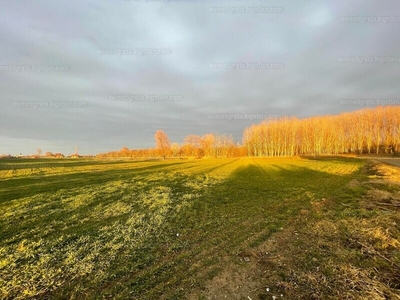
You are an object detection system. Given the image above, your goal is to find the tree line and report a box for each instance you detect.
[96,131,246,159]
[96,106,400,159]
[244,106,400,156]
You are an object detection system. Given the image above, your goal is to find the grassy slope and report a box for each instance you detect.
[0,157,399,299]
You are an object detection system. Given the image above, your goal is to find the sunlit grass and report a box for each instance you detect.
[0,157,398,299]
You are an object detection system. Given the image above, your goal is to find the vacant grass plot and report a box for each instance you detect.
[0,157,399,299]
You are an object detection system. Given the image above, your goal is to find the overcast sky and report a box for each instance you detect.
[1,0,399,155]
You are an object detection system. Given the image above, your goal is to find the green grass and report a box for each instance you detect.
[0,157,399,299]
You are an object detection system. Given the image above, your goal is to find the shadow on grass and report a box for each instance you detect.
[0,159,172,172]
[0,162,186,203]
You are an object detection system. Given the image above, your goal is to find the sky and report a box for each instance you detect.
[1,0,399,155]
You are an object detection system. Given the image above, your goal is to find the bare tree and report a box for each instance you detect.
[183,135,202,157]
[120,146,129,158]
[201,134,215,157]
[154,130,171,159]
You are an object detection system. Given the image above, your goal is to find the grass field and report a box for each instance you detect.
[0,157,399,299]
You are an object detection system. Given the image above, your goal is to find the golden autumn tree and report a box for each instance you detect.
[183,135,202,157]
[201,134,216,157]
[170,143,180,157]
[154,130,171,159]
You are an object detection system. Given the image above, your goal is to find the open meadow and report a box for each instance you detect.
[0,157,399,299]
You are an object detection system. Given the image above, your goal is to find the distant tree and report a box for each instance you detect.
[393,107,400,154]
[171,143,180,157]
[201,134,215,157]
[184,135,201,148]
[183,135,202,157]
[372,107,384,154]
[120,146,129,157]
[37,148,42,157]
[45,152,53,157]
[154,130,171,159]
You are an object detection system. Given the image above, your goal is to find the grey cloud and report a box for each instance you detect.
[1,0,399,154]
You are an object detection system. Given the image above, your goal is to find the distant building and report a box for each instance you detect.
[0,154,15,159]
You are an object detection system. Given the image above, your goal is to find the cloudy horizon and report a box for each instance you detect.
[1,0,400,155]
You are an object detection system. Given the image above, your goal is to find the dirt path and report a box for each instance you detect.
[375,158,400,168]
